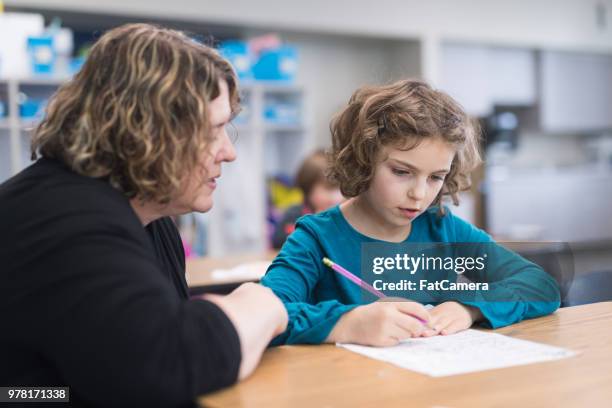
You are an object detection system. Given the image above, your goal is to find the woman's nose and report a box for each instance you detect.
[216,128,237,163]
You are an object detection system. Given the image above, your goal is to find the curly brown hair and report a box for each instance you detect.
[31,23,240,204]
[327,79,481,214]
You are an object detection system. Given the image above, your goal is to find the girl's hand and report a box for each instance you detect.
[421,301,482,337]
[326,301,431,347]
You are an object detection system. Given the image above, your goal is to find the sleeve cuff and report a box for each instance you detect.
[191,299,242,389]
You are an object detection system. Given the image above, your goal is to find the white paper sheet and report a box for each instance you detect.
[338,329,576,377]
[209,261,270,283]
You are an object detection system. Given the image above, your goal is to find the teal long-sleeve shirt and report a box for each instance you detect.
[261,205,561,345]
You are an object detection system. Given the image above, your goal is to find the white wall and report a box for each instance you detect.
[284,34,420,147]
[7,0,612,52]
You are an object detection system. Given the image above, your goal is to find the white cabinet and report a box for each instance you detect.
[539,51,612,132]
[440,44,536,117]
[487,48,537,106]
[485,168,612,242]
[440,44,490,116]
[441,45,612,131]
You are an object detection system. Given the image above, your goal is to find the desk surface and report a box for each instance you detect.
[199,302,612,408]
[186,251,276,288]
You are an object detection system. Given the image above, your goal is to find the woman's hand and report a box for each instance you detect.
[326,300,431,347]
[421,301,482,337]
[217,282,288,335]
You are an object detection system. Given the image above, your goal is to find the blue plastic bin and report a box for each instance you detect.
[19,99,45,119]
[263,102,300,124]
[219,41,252,81]
[252,46,297,82]
[27,36,55,75]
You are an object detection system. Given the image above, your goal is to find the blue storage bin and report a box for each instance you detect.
[27,36,55,75]
[219,41,252,81]
[69,57,86,75]
[263,102,300,125]
[19,99,45,119]
[252,46,297,82]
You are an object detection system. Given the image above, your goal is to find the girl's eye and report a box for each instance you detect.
[392,168,409,176]
[431,175,446,182]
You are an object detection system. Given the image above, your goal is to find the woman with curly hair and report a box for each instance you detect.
[0,24,287,406]
[261,79,560,347]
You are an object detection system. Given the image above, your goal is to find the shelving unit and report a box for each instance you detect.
[0,76,310,256]
[0,76,69,180]
[205,81,311,256]
[3,2,611,256]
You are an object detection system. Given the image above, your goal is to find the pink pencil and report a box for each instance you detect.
[322,257,429,326]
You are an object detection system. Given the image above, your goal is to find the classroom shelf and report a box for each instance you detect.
[1,75,312,257]
[263,123,305,132]
[205,82,312,256]
[0,76,58,177]
[240,82,304,94]
[0,75,71,86]
[0,119,38,130]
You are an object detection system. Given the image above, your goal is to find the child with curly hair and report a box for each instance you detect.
[261,79,560,346]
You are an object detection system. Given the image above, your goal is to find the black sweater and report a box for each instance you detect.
[0,158,241,407]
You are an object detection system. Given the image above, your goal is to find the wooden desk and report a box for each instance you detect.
[186,251,276,294]
[199,302,612,408]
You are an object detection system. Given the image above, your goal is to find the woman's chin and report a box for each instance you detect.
[191,197,214,213]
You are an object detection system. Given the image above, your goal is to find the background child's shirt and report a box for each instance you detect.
[271,203,312,249]
[261,205,561,345]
